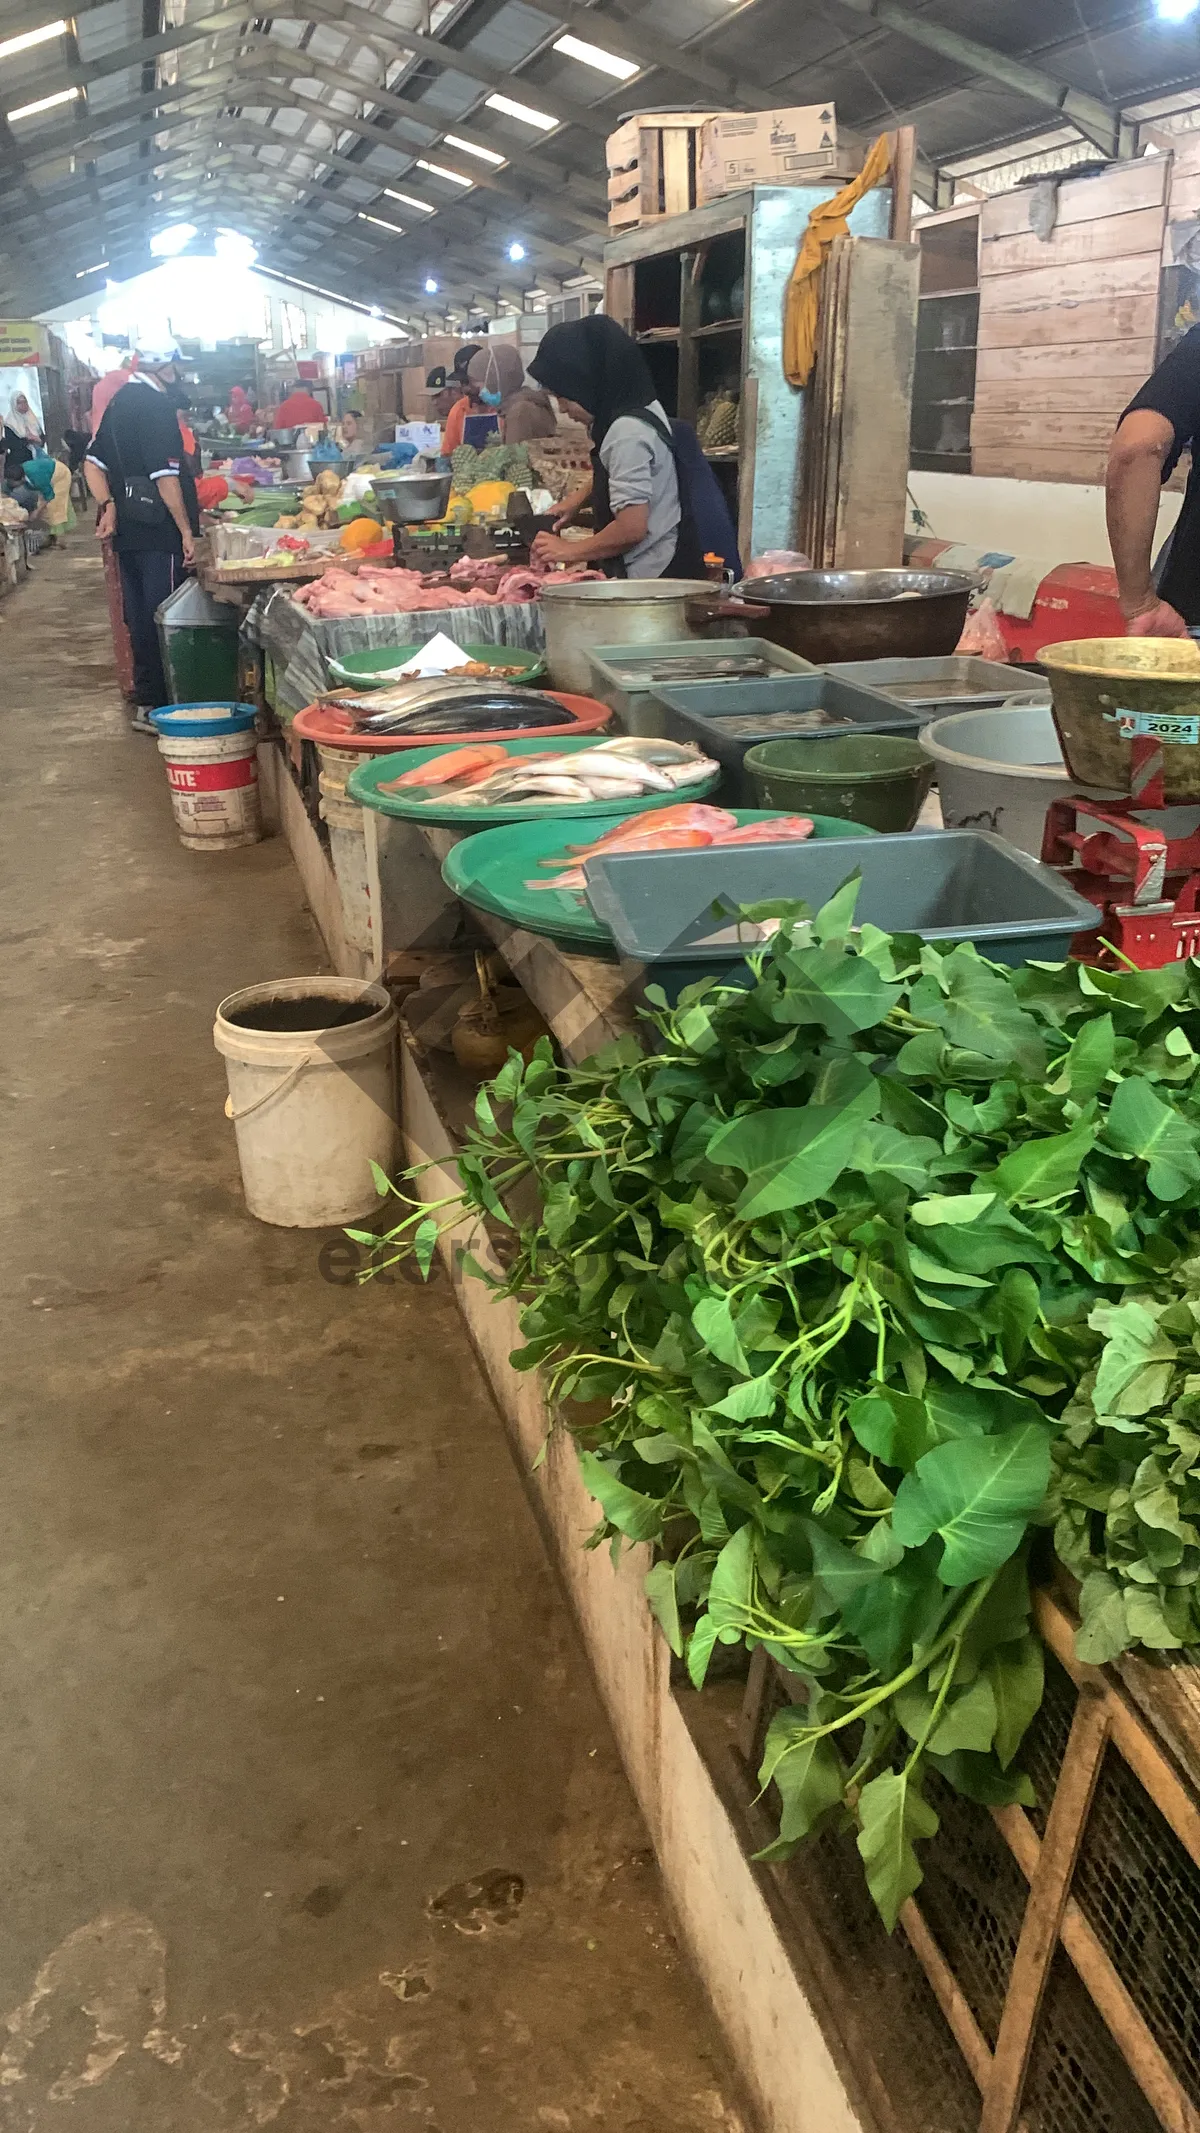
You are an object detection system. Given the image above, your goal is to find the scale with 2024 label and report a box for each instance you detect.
[1037,641,1200,970]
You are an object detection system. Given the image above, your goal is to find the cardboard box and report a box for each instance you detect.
[697,105,840,203]
[399,364,431,420]
[606,111,717,228]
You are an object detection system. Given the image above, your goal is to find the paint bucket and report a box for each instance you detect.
[150,702,262,852]
[317,742,372,957]
[213,977,398,1227]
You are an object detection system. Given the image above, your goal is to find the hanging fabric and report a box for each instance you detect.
[783,134,893,389]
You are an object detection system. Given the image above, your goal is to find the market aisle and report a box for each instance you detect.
[0,538,740,2133]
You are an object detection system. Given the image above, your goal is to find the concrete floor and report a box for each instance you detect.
[0,538,741,2133]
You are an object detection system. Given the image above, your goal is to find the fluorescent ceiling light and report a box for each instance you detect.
[415,157,472,186]
[443,132,505,166]
[149,220,196,255]
[508,240,525,261]
[75,258,109,276]
[384,187,435,213]
[424,276,439,292]
[484,92,557,131]
[1156,0,1199,17]
[551,32,637,79]
[7,83,77,120]
[0,18,67,62]
[359,211,405,234]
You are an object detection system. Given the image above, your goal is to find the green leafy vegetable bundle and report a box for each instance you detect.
[367,883,1200,1927]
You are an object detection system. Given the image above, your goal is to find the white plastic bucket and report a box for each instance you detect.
[318,742,372,955]
[213,977,398,1227]
[152,702,262,852]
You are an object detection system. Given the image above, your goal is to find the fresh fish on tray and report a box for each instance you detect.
[713,709,849,736]
[418,734,720,809]
[525,803,815,891]
[335,679,569,735]
[610,655,773,684]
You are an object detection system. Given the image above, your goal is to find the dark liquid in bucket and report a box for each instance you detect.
[226,997,379,1033]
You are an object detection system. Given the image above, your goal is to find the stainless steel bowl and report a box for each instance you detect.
[694,568,981,664]
[307,456,353,482]
[371,472,453,525]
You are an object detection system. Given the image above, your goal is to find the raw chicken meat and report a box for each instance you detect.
[292,555,604,620]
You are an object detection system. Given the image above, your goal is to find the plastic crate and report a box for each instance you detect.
[821,656,1041,719]
[586,638,816,738]
[657,674,919,802]
[584,828,1097,995]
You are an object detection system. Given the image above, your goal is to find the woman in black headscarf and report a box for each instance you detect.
[528,315,681,578]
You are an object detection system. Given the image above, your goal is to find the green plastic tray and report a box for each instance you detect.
[441,810,876,951]
[327,642,547,688]
[347,737,720,828]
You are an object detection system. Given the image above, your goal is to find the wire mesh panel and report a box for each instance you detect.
[722,1597,1200,2133]
[917,1772,1028,2049]
[1022,1654,1079,1839]
[788,1820,982,2133]
[1023,1950,1165,2133]
[1073,1744,1200,2109]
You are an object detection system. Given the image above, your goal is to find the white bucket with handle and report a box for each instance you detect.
[213,977,398,1226]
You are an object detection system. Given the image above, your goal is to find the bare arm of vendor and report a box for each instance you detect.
[533,500,647,567]
[1107,329,1200,637]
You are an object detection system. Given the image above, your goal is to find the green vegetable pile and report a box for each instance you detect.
[363,884,1200,1928]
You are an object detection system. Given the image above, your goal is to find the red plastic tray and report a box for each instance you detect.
[292,690,611,753]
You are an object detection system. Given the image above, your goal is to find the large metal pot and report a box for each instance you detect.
[371,472,453,525]
[686,569,979,665]
[539,578,717,694]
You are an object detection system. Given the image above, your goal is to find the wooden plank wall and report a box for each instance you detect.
[972,158,1168,483]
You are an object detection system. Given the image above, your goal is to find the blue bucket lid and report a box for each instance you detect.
[150,701,257,738]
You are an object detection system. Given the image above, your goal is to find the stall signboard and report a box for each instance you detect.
[0,322,47,365]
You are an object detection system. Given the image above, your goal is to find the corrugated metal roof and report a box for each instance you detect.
[1,0,1198,316]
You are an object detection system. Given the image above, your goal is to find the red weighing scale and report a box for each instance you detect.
[1041,708,1200,969]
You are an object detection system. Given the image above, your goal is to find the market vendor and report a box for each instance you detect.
[1107,327,1200,635]
[272,385,326,430]
[440,344,486,454]
[526,316,682,578]
[84,345,200,730]
[334,409,371,463]
[4,391,44,479]
[465,343,556,446]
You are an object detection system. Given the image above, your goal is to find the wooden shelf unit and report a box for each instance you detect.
[605,181,895,561]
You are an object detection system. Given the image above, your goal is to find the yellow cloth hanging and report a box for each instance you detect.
[783,134,894,389]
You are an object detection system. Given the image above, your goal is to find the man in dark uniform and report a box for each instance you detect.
[84,346,199,729]
[1107,328,1200,637]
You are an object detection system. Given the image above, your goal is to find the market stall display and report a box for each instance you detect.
[327,643,547,689]
[585,637,816,738]
[437,808,872,950]
[292,690,610,755]
[349,736,721,827]
[658,672,919,803]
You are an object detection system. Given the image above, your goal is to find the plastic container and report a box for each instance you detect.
[156,578,240,703]
[292,690,611,757]
[327,642,548,689]
[347,736,720,830]
[821,656,1040,720]
[441,810,875,952]
[214,977,398,1227]
[919,700,1105,855]
[317,747,372,956]
[149,702,262,851]
[658,675,917,803]
[585,638,816,739]
[1040,637,1200,800]
[745,733,935,832]
[584,830,1098,990]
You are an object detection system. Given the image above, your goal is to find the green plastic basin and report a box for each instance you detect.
[745,733,935,832]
